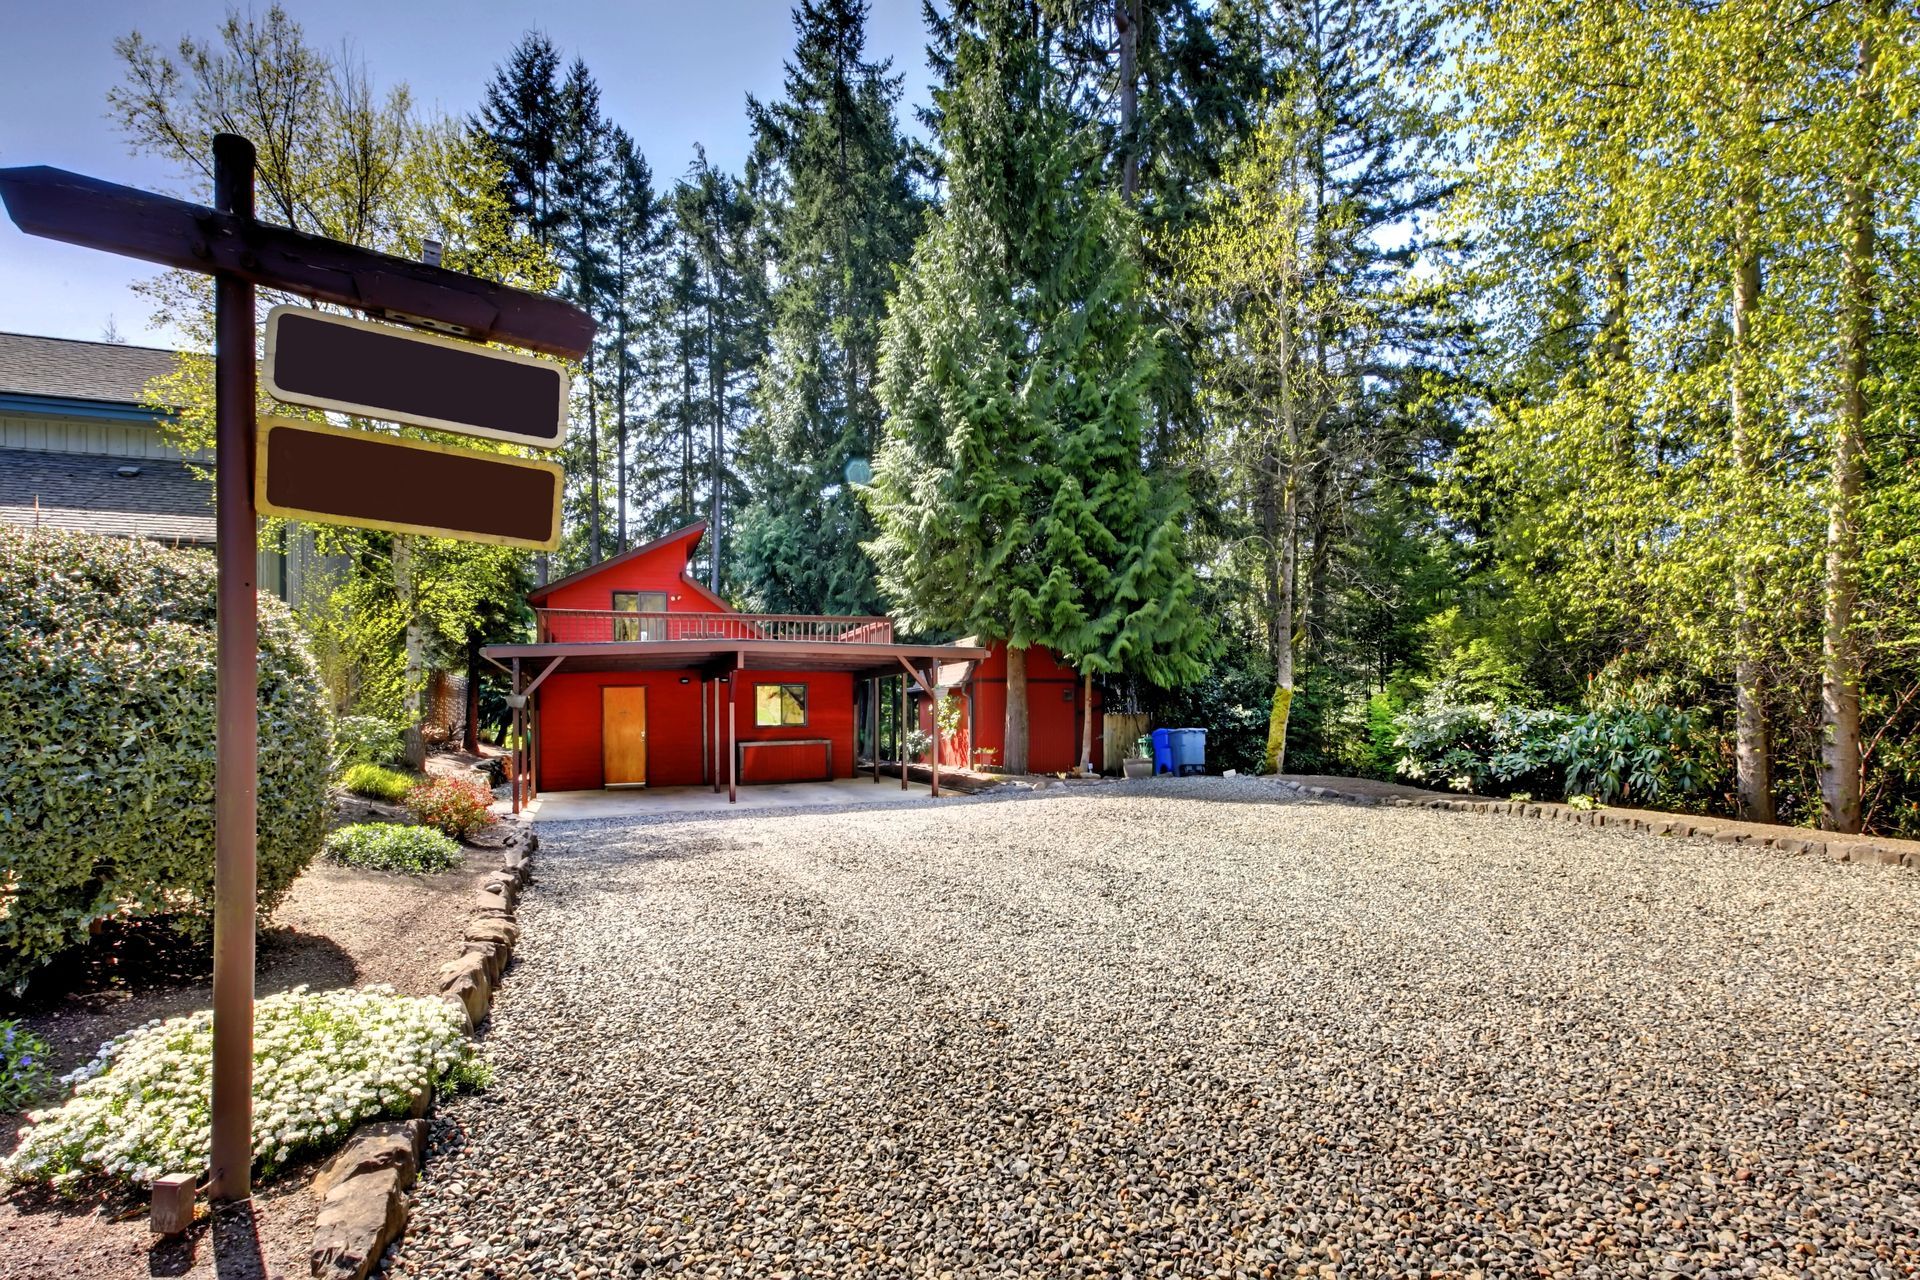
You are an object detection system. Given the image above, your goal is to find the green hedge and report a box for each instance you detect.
[324,823,463,873]
[0,529,331,991]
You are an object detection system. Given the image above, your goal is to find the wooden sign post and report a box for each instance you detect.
[0,136,592,1203]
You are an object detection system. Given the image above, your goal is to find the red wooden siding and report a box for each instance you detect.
[921,642,1102,774]
[536,526,725,616]
[537,668,856,791]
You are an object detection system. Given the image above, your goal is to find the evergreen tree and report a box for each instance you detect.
[602,126,668,553]
[670,150,767,593]
[867,8,1207,773]
[554,57,613,565]
[475,32,566,249]
[736,0,924,616]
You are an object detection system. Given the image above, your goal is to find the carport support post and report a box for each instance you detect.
[209,131,257,1205]
[928,668,941,798]
[727,670,738,804]
[509,658,521,815]
[871,677,881,783]
[899,675,908,790]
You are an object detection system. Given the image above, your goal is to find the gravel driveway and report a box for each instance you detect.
[390,778,1920,1278]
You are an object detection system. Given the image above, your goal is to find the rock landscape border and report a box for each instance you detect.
[1270,777,1920,869]
[306,815,539,1280]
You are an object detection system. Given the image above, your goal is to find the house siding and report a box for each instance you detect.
[536,667,856,791]
[929,642,1102,774]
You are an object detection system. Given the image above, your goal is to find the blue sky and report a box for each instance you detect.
[0,1,936,348]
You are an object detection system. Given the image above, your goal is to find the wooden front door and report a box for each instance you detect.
[602,686,648,787]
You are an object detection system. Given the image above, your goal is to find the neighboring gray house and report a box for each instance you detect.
[0,330,325,601]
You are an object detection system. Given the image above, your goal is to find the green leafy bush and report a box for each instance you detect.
[1394,673,1719,809]
[323,823,462,873]
[403,776,496,839]
[339,762,414,803]
[0,1020,53,1113]
[330,715,405,773]
[0,529,330,992]
[2,985,468,1188]
[1560,704,1720,809]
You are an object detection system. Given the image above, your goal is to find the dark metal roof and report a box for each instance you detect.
[0,447,213,543]
[481,638,988,679]
[0,331,179,407]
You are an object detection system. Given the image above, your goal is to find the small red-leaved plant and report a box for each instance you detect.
[403,775,497,840]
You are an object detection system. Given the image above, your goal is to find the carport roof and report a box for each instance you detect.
[480,638,988,680]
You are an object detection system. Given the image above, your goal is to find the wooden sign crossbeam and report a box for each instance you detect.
[0,165,593,359]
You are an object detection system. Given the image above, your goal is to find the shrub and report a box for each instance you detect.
[1394,677,1719,809]
[0,529,330,992]
[403,776,496,840]
[1560,704,1720,809]
[2,985,468,1189]
[0,1020,52,1113]
[339,762,414,803]
[323,824,462,874]
[330,715,405,773]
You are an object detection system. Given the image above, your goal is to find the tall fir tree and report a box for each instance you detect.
[602,125,668,554]
[867,6,1207,773]
[475,32,566,251]
[670,150,767,593]
[554,57,613,565]
[736,0,925,616]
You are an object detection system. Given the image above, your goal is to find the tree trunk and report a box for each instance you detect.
[1004,644,1030,775]
[1820,24,1881,834]
[585,341,603,563]
[709,301,725,594]
[1729,185,1775,824]
[394,535,427,770]
[1078,670,1095,775]
[1264,472,1298,776]
[616,312,629,553]
[463,631,481,756]
[1116,0,1140,201]
[1263,303,1300,777]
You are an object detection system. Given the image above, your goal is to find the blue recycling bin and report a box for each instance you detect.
[1169,727,1207,775]
[1151,728,1175,775]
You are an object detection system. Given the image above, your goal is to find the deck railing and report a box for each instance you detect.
[535,609,894,646]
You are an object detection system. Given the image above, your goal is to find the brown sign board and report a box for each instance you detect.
[264,307,569,448]
[0,165,594,359]
[256,418,562,549]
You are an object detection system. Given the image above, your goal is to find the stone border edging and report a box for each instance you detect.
[1270,778,1917,869]
[308,819,539,1280]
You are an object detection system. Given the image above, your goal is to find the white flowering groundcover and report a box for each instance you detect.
[3,985,474,1189]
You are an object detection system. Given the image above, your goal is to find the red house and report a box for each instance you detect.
[482,522,987,803]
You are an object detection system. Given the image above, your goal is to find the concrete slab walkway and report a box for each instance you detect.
[523,776,937,822]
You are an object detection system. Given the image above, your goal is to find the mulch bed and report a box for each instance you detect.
[0,750,508,1280]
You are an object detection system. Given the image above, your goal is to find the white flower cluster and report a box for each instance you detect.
[2,985,467,1189]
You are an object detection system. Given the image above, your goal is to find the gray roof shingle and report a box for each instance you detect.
[0,332,181,406]
[0,448,213,544]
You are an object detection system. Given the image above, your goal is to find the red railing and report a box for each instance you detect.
[536,609,893,645]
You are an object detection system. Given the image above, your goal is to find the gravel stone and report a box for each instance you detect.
[389,777,1920,1278]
